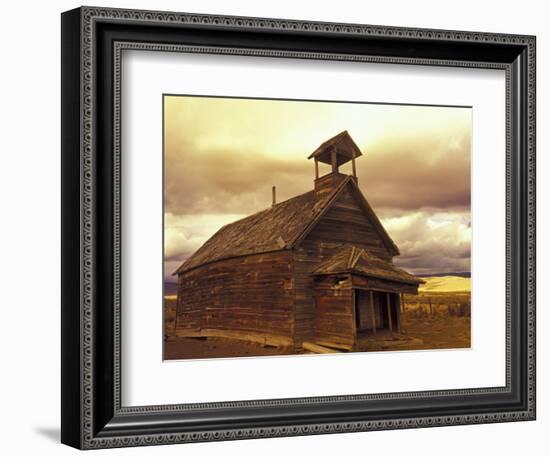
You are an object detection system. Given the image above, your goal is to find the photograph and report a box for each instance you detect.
[163,95,472,360]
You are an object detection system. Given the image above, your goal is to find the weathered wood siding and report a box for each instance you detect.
[310,187,393,261]
[312,275,355,350]
[293,185,394,348]
[175,251,294,346]
[351,274,418,294]
[355,290,375,330]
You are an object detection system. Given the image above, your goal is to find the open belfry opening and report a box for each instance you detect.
[309,129,361,194]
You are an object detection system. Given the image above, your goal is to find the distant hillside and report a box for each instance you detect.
[419,276,471,293]
[421,272,470,278]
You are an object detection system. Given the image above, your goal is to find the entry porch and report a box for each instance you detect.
[310,246,424,351]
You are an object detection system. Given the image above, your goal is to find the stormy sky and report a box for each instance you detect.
[164,95,471,280]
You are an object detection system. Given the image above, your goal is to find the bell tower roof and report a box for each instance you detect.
[307,130,362,166]
[309,131,363,192]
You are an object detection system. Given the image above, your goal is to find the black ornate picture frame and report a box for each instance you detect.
[61,6,536,449]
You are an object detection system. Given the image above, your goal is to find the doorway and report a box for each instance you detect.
[354,290,398,334]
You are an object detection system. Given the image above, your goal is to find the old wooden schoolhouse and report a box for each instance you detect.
[174,131,424,352]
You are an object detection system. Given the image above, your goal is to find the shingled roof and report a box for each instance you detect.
[175,175,399,275]
[174,178,348,274]
[312,246,424,285]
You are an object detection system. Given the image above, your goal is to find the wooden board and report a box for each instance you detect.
[302,342,341,354]
[352,274,419,294]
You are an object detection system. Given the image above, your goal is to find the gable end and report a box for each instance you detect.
[293,179,399,258]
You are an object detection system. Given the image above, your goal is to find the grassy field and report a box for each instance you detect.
[399,290,471,350]
[404,273,471,316]
[403,292,471,317]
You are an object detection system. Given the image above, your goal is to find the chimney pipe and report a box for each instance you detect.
[272,186,276,206]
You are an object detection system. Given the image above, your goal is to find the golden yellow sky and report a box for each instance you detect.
[164,95,471,279]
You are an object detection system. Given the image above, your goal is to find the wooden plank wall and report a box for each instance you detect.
[312,276,355,350]
[175,251,294,347]
[293,186,394,349]
[356,290,374,330]
[313,189,393,261]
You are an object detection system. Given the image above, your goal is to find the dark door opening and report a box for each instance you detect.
[354,290,398,335]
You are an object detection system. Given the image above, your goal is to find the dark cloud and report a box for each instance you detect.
[357,132,470,211]
[165,129,470,218]
[165,140,312,216]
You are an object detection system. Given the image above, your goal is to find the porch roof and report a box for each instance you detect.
[312,246,424,286]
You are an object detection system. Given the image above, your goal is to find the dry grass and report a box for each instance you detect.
[164,298,177,339]
[397,291,471,350]
[403,291,471,317]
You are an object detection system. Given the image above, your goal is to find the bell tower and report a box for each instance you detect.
[308,130,363,194]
